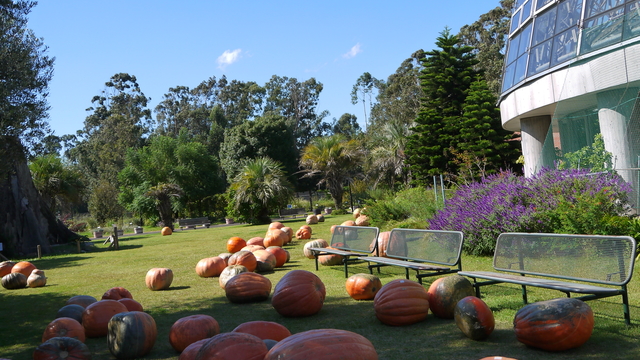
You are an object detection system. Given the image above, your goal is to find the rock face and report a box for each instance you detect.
[0,137,78,257]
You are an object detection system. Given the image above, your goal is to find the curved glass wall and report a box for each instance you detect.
[502,0,640,94]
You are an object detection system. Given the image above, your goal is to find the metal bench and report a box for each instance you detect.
[359,229,464,284]
[308,225,380,277]
[458,233,637,325]
[277,208,307,219]
[178,217,211,229]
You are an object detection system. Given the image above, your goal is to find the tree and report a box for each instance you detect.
[0,1,77,257]
[350,72,379,131]
[29,154,85,215]
[229,157,294,224]
[217,76,265,126]
[406,28,479,184]
[299,135,363,209]
[367,119,412,189]
[329,113,361,139]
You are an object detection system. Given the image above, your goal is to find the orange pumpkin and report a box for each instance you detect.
[178,338,208,360]
[302,239,328,259]
[101,287,133,300]
[345,273,382,300]
[427,275,475,319]
[82,299,129,337]
[145,267,173,291]
[0,261,15,277]
[295,228,312,240]
[341,220,356,226]
[232,320,292,341]
[197,332,268,360]
[118,298,144,312]
[268,221,284,230]
[66,295,97,308]
[42,317,86,343]
[169,314,220,352]
[196,256,226,277]
[161,226,172,235]
[271,270,326,317]
[10,261,36,277]
[370,231,390,256]
[265,246,287,268]
[300,225,312,234]
[281,227,293,243]
[246,237,265,247]
[224,272,272,303]
[227,236,246,253]
[374,279,430,326]
[264,229,287,247]
[318,248,344,266]
[242,244,265,252]
[228,251,257,272]
[454,296,495,340]
[253,249,277,273]
[264,329,378,359]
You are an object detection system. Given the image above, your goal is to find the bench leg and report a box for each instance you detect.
[471,278,481,298]
[622,286,631,325]
[343,257,349,278]
[521,285,528,304]
[405,268,410,280]
[314,256,319,271]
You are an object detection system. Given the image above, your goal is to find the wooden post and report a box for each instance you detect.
[37,245,41,259]
[76,240,81,253]
[113,225,119,250]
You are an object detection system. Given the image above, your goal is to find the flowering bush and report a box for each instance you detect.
[428,169,633,256]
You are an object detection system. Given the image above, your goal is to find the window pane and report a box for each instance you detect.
[528,39,553,76]
[506,36,521,65]
[624,1,640,40]
[582,7,625,53]
[532,7,557,46]
[586,0,625,18]
[556,0,583,33]
[522,0,533,23]
[514,54,529,84]
[511,9,522,33]
[537,0,555,10]
[516,0,527,9]
[518,23,533,56]
[502,62,517,93]
[551,27,580,66]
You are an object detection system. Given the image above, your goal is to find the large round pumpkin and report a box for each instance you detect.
[355,215,370,226]
[264,229,287,247]
[341,220,356,226]
[179,338,209,360]
[42,317,86,343]
[82,299,129,337]
[219,265,248,289]
[1,272,27,289]
[228,250,257,272]
[265,246,287,268]
[246,237,265,247]
[232,320,292,341]
[318,247,345,266]
[370,231,390,257]
[227,236,246,253]
[269,221,284,230]
[302,239,328,259]
[374,279,429,326]
[33,337,91,360]
[295,227,312,240]
[306,215,318,225]
[346,273,382,300]
[195,257,226,278]
[145,267,173,290]
[66,295,97,308]
[118,298,144,312]
[10,261,36,277]
[195,332,268,360]
[0,261,15,277]
[514,298,594,351]
[271,270,326,317]
[427,275,475,319]
[102,287,133,300]
[161,226,172,235]
[253,249,277,273]
[281,227,293,243]
[56,304,86,323]
[107,311,157,359]
[225,272,272,303]
[454,296,495,340]
[264,328,378,360]
[242,244,265,252]
[169,314,220,353]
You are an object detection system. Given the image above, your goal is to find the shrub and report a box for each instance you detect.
[429,169,633,256]
[365,187,438,230]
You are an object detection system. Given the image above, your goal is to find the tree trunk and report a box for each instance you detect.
[156,194,174,230]
[0,137,78,258]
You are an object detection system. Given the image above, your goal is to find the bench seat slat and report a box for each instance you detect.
[308,248,369,257]
[458,271,622,294]
[360,256,450,271]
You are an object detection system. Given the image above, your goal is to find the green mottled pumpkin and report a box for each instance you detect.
[107,311,157,359]
[1,272,27,290]
[454,296,495,340]
[427,275,475,319]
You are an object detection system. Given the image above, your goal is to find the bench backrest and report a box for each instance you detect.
[494,233,636,286]
[330,226,380,254]
[178,217,209,224]
[386,229,464,266]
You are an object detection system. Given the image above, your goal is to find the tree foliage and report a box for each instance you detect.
[29,154,85,215]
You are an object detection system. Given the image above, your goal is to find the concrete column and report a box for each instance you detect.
[520,115,552,177]
[597,89,634,184]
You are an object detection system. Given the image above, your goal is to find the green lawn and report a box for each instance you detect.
[1,214,638,359]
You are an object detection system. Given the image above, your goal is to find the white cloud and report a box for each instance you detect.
[217,49,242,69]
[343,43,362,59]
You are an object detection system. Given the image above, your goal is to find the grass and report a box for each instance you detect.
[1,214,639,359]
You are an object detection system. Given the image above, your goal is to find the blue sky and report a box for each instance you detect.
[28,1,505,137]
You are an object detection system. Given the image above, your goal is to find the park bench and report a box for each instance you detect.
[309,225,380,277]
[277,208,307,219]
[359,229,464,284]
[457,232,637,325]
[178,217,211,229]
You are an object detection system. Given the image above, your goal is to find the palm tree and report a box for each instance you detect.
[368,119,412,189]
[230,157,293,224]
[29,154,85,215]
[300,135,362,209]
[146,183,182,230]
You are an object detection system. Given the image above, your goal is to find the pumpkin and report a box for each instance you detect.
[232,320,292,341]
[284,249,291,263]
[82,299,129,337]
[118,298,144,312]
[264,229,287,247]
[271,270,326,317]
[11,261,36,277]
[56,304,86,323]
[246,237,265,247]
[374,279,430,326]
[33,337,91,360]
[107,311,157,359]
[253,249,277,273]
[355,215,370,226]
[513,298,594,352]
[316,214,325,222]
[341,220,356,226]
[219,265,248,288]
[346,273,382,300]
[42,317,86,343]
[300,225,312,234]
[427,275,475,319]
[353,208,362,218]
[225,272,272,303]
[227,236,246,253]
[218,253,233,265]
[145,267,173,291]
[195,332,268,360]
[102,287,133,300]
[195,256,226,277]
[302,239,328,259]
[179,338,208,360]
[161,226,172,235]
[265,246,287,268]
[169,314,220,352]
[306,215,318,225]
[264,339,278,350]
[0,261,15,277]
[66,295,97,308]
[295,227,312,240]
[27,268,47,287]
[264,328,378,360]
[228,251,257,272]
[269,221,284,230]
[370,231,390,256]
[1,272,27,289]
[281,227,293,243]
[318,248,345,266]
[454,296,495,340]
[242,244,265,252]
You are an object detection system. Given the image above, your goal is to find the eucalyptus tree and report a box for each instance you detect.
[350,72,379,130]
